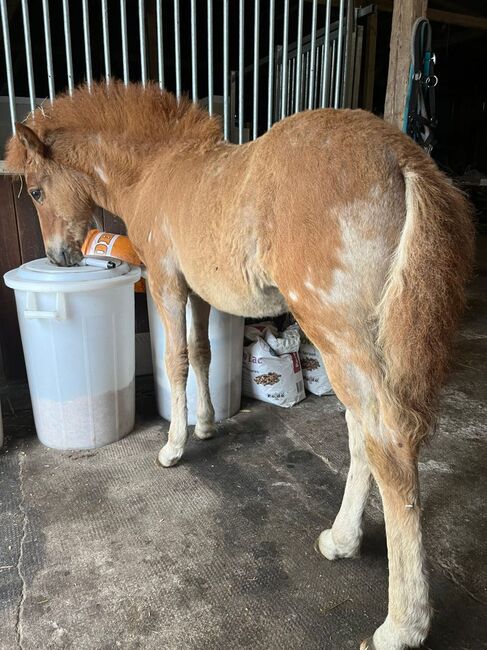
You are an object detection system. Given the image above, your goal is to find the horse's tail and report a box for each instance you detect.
[376,149,475,445]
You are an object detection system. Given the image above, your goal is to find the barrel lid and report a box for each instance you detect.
[18,257,130,282]
[4,257,141,293]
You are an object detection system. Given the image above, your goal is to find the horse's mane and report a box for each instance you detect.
[5,80,222,171]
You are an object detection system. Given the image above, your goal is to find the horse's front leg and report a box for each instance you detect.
[148,275,189,467]
[188,293,215,440]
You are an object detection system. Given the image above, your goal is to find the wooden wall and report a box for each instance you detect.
[0,174,149,380]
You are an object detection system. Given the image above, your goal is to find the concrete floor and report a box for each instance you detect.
[0,279,486,650]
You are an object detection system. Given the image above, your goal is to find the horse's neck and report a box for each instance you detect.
[89,139,218,229]
[85,138,158,223]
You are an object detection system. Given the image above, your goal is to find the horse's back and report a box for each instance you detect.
[155,109,415,326]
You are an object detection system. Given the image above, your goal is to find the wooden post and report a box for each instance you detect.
[384,0,427,128]
[362,10,377,112]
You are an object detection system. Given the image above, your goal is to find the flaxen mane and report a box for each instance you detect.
[5,81,222,171]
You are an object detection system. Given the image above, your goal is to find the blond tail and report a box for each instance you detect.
[377,157,475,444]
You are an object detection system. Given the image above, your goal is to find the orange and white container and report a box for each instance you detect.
[82,230,145,292]
[82,229,142,265]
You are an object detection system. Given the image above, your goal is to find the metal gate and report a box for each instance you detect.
[0,1,364,149]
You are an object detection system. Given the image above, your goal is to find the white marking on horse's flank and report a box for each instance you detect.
[94,165,108,184]
[288,290,298,302]
[148,230,152,243]
[304,278,328,303]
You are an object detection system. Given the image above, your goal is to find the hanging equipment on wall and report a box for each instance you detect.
[403,17,438,154]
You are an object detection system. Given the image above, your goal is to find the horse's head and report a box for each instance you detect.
[10,123,95,266]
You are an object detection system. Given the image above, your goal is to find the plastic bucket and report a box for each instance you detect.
[4,258,141,450]
[144,275,244,425]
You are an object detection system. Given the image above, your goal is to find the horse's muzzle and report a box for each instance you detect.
[47,246,83,267]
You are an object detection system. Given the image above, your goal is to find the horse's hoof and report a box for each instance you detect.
[360,638,376,650]
[367,617,429,650]
[158,444,183,467]
[194,422,216,440]
[316,529,360,561]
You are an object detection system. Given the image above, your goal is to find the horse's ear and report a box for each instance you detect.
[15,123,48,158]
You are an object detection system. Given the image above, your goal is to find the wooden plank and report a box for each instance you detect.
[362,10,377,111]
[0,176,26,379]
[11,178,45,263]
[427,8,487,31]
[373,1,487,31]
[384,0,428,129]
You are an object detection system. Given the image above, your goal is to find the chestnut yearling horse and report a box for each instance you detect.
[6,82,474,649]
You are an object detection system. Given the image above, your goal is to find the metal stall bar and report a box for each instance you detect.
[190,0,198,101]
[314,41,321,107]
[319,43,325,103]
[280,0,290,119]
[295,0,303,113]
[330,38,336,105]
[21,0,36,113]
[174,0,181,99]
[274,46,282,119]
[42,0,55,102]
[267,0,275,129]
[321,0,332,107]
[120,0,129,85]
[82,0,92,90]
[238,0,244,143]
[139,0,147,86]
[223,0,229,139]
[307,0,318,109]
[207,0,213,115]
[304,50,310,103]
[156,0,165,89]
[0,0,16,132]
[290,56,295,113]
[252,0,260,139]
[334,0,345,108]
[352,25,364,109]
[342,0,354,107]
[62,0,74,94]
[101,0,111,82]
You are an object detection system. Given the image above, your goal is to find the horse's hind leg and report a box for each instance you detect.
[188,293,216,440]
[361,434,430,650]
[318,409,371,560]
[306,341,430,649]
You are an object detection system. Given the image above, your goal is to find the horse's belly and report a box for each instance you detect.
[188,274,288,319]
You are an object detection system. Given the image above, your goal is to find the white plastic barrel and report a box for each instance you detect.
[145,278,244,425]
[4,258,141,450]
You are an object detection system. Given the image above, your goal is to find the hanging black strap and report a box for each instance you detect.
[404,18,438,154]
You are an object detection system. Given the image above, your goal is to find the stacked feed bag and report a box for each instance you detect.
[242,322,305,407]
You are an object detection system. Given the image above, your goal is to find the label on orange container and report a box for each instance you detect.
[82,230,142,266]
[82,230,145,292]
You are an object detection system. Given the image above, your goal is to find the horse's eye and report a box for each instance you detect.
[30,188,43,203]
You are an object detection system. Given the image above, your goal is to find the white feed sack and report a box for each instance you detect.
[242,322,305,407]
[299,342,334,396]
